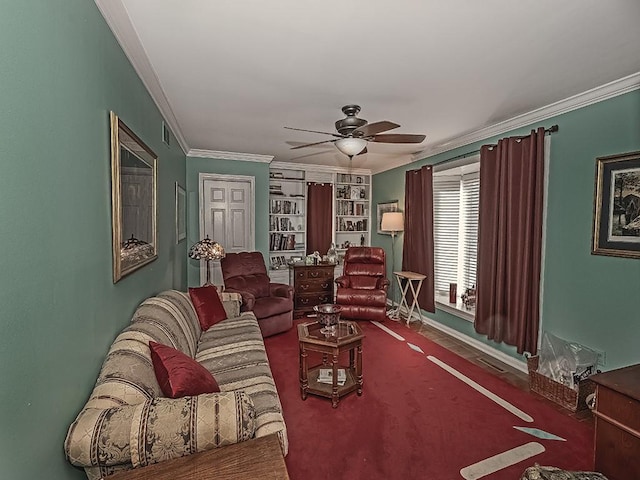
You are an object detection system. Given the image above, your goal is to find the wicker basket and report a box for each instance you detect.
[527,355,596,412]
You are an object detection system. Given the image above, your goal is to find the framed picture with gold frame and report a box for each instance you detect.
[592,151,640,259]
[110,112,158,282]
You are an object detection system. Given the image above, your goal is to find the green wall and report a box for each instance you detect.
[0,2,187,478]
[185,157,270,286]
[372,90,640,370]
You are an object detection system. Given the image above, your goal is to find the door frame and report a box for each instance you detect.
[198,173,256,285]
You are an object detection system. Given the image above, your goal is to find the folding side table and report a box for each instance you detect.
[393,271,426,324]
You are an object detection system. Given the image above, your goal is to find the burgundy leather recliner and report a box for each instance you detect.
[335,247,390,322]
[220,252,294,337]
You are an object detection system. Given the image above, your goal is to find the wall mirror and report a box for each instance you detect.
[110,111,157,282]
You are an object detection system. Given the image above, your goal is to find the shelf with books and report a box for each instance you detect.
[336,217,368,233]
[336,199,369,217]
[269,167,306,269]
[336,173,369,185]
[335,184,368,201]
[334,172,371,251]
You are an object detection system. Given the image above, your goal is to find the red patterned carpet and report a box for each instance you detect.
[264,318,594,480]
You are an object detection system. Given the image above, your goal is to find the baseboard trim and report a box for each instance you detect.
[388,300,528,373]
[422,317,528,374]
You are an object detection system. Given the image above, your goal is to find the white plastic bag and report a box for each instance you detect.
[537,331,599,389]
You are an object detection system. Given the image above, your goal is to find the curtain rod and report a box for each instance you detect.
[428,124,559,167]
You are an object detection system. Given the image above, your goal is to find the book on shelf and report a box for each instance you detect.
[270,233,297,251]
[270,199,299,214]
[317,368,346,386]
[285,234,296,250]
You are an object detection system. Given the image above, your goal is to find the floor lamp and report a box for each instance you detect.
[381,212,404,319]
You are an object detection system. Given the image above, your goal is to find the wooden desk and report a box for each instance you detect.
[290,263,335,317]
[393,271,427,324]
[590,364,640,480]
[109,434,289,480]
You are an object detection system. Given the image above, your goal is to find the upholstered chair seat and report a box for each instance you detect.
[335,247,390,322]
[221,252,294,337]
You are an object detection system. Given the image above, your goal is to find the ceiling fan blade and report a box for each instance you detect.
[353,121,400,137]
[290,138,338,150]
[284,126,342,138]
[370,133,426,144]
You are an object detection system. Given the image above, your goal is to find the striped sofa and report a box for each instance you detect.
[64,290,287,479]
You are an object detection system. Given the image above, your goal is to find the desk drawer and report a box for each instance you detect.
[597,388,640,433]
[296,278,333,293]
[295,292,333,310]
[294,266,334,280]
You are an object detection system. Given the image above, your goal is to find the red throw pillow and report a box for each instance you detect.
[149,341,220,398]
[188,285,228,331]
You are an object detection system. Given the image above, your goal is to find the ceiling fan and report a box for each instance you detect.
[285,104,426,158]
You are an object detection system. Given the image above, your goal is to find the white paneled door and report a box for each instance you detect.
[200,174,255,286]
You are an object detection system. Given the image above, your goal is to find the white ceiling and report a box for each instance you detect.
[96,1,640,174]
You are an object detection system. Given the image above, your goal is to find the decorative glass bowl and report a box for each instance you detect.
[314,304,342,335]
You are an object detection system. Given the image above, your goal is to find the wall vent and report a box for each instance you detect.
[477,357,507,373]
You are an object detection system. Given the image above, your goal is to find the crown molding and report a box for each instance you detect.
[95,0,189,155]
[411,72,640,164]
[369,156,420,175]
[270,160,371,175]
[188,149,274,163]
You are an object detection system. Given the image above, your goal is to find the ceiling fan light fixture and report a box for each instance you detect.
[335,137,367,156]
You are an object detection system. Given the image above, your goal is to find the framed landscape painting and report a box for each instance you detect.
[592,151,640,259]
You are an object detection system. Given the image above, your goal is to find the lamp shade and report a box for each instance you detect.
[335,137,367,156]
[381,212,404,233]
[188,236,225,261]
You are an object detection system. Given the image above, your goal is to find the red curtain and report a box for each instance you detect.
[402,165,435,313]
[474,128,545,354]
[306,182,333,255]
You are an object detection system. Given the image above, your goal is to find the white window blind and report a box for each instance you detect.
[461,172,479,291]
[433,176,461,293]
[433,167,480,295]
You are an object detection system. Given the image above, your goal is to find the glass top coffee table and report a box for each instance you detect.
[297,320,364,408]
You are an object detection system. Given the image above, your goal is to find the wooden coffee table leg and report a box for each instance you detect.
[331,353,339,408]
[356,343,363,396]
[300,344,308,400]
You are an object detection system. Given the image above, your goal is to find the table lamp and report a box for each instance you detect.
[381,212,404,318]
[188,236,225,286]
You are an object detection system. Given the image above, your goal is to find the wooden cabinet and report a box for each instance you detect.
[590,364,640,480]
[290,263,335,317]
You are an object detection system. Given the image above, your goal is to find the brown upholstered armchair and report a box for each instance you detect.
[335,247,390,322]
[220,252,294,337]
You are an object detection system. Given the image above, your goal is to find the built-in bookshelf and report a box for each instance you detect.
[267,165,372,281]
[269,168,306,269]
[335,173,370,257]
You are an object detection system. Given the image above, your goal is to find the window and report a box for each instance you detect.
[433,157,480,317]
